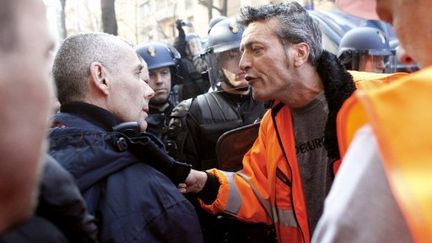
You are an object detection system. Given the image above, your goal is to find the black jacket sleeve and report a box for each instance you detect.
[0,216,69,243]
[36,155,98,243]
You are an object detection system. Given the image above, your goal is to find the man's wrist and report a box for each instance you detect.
[198,171,220,204]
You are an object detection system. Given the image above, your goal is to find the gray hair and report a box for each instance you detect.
[52,32,129,104]
[239,2,322,66]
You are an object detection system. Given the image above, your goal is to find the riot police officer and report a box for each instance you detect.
[169,17,265,170]
[167,18,272,243]
[338,26,396,73]
[174,20,210,99]
[136,41,181,144]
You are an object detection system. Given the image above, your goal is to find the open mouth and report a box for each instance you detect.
[244,75,258,83]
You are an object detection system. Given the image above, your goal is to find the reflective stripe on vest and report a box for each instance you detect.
[274,208,298,227]
[224,171,297,228]
[223,171,242,215]
[237,170,273,219]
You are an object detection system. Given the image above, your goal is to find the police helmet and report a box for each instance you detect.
[337,27,396,73]
[206,18,244,54]
[136,41,181,70]
[136,41,182,85]
[208,15,227,34]
[205,18,245,88]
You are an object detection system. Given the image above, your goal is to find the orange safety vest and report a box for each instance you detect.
[353,67,432,243]
[337,71,407,157]
[202,102,311,243]
[199,71,408,243]
[201,94,360,243]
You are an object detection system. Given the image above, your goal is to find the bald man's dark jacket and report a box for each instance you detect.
[48,102,203,243]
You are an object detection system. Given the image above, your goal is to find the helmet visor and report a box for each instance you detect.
[186,36,204,57]
[205,49,246,89]
[351,50,396,73]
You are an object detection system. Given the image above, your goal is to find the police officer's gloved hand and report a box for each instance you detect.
[174,19,187,58]
[113,122,192,185]
[176,19,184,32]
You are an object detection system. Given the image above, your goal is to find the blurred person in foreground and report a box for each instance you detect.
[0,155,98,243]
[312,0,432,242]
[49,32,203,242]
[0,0,55,233]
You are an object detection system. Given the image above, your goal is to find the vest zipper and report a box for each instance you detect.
[271,103,307,243]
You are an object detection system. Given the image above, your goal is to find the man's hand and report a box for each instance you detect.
[178,169,207,194]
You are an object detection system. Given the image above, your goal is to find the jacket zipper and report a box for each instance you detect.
[271,103,306,243]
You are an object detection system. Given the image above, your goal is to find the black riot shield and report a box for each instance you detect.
[216,122,260,171]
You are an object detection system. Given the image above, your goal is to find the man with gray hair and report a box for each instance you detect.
[49,32,203,242]
[0,0,55,233]
[181,2,356,243]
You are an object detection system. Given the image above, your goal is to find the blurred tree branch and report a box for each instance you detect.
[59,0,67,38]
[101,0,118,35]
[198,0,227,21]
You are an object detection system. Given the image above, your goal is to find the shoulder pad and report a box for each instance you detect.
[170,98,193,118]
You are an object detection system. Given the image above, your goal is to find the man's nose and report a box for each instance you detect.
[155,74,163,84]
[239,52,251,71]
[144,82,155,99]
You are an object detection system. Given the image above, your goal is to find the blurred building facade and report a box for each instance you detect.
[45,0,334,45]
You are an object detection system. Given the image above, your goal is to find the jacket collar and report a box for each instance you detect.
[271,50,356,160]
[317,50,356,160]
[60,102,122,131]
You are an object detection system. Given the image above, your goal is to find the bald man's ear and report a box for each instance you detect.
[89,62,109,96]
[292,42,310,67]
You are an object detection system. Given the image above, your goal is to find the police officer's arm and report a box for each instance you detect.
[182,102,204,169]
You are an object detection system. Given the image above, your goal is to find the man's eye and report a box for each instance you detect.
[251,47,262,54]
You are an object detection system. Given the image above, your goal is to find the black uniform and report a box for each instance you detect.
[168,90,265,170]
[146,101,175,147]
